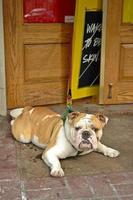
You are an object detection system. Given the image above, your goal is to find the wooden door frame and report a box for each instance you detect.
[4,0,73,108]
[99,0,107,104]
[100,0,133,104]
[0,0,111,114]
[0,0,73,114]
[0,0,106,113]
[0,0,7,116]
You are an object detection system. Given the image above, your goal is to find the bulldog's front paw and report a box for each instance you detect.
[104,147,120,158]
[50,168,64,177]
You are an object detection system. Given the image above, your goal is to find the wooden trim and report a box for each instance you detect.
[23,24,73,44]
[99,0,107,104]
[0,0,7,116]
[120,25,133,43]
[102,0,122,104]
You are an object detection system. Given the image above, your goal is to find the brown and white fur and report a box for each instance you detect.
[10,106,120,177]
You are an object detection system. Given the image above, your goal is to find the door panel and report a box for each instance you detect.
[100,0,133,104]
[24,43,69,82]
[3,0,72,108]
[119,44,133,81]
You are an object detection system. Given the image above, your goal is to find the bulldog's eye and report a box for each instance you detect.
[75,126,82,131]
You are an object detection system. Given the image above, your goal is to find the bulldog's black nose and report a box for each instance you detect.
[82,131,91,140]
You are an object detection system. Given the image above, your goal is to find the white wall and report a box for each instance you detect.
[0,0,7,116]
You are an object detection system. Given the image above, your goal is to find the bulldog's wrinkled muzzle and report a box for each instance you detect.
[79,130,97,150]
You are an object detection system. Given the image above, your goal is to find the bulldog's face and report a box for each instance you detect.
[65,112,108,151]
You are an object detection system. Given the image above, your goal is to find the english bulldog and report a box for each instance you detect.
[10,106,120,177]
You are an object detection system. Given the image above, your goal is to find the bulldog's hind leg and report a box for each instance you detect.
[42,150,64,177]
[96,141,120,158]
[11,111,32,144]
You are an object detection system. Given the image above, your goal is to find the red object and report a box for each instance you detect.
[24,0,76,23]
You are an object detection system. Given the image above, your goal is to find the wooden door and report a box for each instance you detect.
[3,0,72,108]
[100,0,133,104]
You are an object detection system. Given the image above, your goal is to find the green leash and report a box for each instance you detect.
[62,34,73,123]
[61,89,73,123]
[61,104,73,123]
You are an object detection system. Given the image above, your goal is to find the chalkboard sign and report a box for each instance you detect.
[78,11,102,88]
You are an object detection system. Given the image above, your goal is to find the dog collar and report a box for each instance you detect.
[68,142,83,156]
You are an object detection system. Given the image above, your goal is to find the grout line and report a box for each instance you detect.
[0,179,14,182]
[84,176,95,196]
[112,182,133,186]
[26,188,51,192]
[106,175,122,200]
[64,177,74,200]
[20,181,28,200]
[109,183,122,200]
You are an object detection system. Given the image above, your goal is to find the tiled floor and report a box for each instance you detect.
[0,103,133,200]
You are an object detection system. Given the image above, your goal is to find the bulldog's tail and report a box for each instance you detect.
[10,108,24,119]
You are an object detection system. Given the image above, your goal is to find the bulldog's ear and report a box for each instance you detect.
[68,112,86,124]
[68,112,80,121]
[95,113,108,126]
[23,106,33,113]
